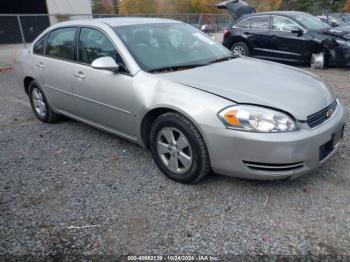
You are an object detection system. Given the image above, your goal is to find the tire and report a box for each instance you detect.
[150,112,211,184]
[231,42,249,57]
[311,52,325,70]
[29,81,60,123]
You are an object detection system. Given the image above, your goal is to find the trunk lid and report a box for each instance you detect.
[215,0,255,19]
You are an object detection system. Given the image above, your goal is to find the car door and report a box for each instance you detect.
[70,27,136,137]
[37,27,78,114]
[269,16,308,62]
[234,16,272,57]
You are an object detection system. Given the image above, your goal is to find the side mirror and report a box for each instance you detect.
[291,27,303,35]
[91,57,120,72]
[201,24,209,33]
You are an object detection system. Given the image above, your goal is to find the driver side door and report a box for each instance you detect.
[70,27,136,138]
[269,16,308,63]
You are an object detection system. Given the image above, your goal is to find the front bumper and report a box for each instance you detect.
[328,45,350,67]
[205,103,346,180]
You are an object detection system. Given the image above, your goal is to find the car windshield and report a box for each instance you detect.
[113,23,233,72]
[290,13,331,31]
[319,16,347,27]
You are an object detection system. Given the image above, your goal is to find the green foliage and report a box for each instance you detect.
[282,0,347,14]
[345,0,350,11]
[91,0,119,14]
[92,0,348,15]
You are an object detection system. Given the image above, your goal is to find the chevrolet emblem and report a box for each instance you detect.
[326,108,334,118]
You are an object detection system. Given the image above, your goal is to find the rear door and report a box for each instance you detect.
[70,27,136,137]
[234,16,272,57]
[269,16,308,62]
[37,27,78,113]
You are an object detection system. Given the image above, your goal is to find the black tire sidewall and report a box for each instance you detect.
[150,114,206,184]
[29,82,50,122]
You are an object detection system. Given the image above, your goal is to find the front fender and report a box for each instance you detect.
[133,72,234,147]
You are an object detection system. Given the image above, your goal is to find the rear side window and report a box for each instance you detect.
[236,16,269,30]
[235,19,250,28]
[33,34,48,55]
[46,27,77,61]
[78,27,125,66]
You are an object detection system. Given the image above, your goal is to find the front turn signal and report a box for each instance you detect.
[223,110,240,126]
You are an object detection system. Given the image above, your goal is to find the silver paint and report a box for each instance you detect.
[15,18,346,180]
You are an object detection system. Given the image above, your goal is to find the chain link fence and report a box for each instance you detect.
[0,13,232,73]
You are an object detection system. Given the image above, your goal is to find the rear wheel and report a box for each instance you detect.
[231,42,249,57]
[29,81,59,123]
[311,52,325,70]
[150,112,211,184]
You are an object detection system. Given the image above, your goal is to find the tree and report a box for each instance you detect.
[344,0,350,11]
[119,0,158,14]
[281,0,346,14]
[247,0,283,12]
[91,0,119,14]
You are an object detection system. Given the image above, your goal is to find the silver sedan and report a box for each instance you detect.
[16,18,345,183]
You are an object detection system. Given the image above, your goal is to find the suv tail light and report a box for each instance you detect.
[223,28,231,38]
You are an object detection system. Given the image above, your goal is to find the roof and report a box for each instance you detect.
[98,17,181,27]
[53,17,181,28]
[246,11,308,16]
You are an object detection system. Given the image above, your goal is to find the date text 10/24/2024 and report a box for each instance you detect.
[127,255,220,261]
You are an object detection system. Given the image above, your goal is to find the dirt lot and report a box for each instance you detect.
[1,67,350,260]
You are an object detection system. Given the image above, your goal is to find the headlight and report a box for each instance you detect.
[218,105,297,132]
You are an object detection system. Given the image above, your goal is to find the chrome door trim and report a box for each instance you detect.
[254,48,302,56]
[55,109,138,142]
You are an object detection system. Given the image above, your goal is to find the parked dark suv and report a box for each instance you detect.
[222,11,350,68]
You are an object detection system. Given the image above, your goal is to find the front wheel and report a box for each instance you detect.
[150,112,211,184]
[231,42,249,57]
[311,52,325,70]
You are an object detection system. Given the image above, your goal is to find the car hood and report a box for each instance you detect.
[321,27,350,40]
[157,58,335,120]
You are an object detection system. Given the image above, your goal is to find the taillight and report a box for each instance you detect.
[223,28,230,38]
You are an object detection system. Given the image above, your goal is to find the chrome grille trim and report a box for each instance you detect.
[307,100,338,128]
[243,161,304,172]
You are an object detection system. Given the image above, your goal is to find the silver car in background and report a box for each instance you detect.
[16,18,345,184]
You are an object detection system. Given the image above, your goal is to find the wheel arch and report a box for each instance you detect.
[309,41,334,64]
[229,36,251,50]
[23,76,35,95]
[140,106,209,151]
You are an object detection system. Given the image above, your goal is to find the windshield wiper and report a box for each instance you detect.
[148,56,236,73]
[207,55,236,64]
[148,63,207,73]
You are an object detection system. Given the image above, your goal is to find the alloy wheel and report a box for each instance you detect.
[31,87,47,118]
[232,45,247,56]
[156,127,193,174]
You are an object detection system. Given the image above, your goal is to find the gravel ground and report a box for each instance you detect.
[1,67,350,260]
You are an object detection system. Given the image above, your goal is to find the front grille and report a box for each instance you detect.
[243,161,304,173]
[307,101,338,128]
[319,139,334,161]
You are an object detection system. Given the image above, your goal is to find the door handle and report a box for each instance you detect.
[36,62,45,69]
[244,32,251,35]
[73,71,86,79]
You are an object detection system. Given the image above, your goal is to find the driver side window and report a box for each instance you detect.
[78,27,126,70]
[272,16,301,32]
